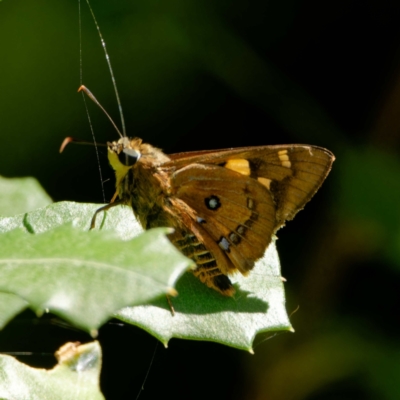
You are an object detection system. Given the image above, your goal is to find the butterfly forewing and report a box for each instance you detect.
[167,145,333,226]
[253,146,335,225]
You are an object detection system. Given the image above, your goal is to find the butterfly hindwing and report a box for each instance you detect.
[171,164,277,274]
[166,205,237,295]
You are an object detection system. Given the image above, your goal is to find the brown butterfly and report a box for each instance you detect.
[82,134,334,296]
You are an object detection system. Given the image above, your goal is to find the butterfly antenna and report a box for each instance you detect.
[78,0,106,203]
[59,136,107,153]
[84,0,127,138]
[78,85,124,139]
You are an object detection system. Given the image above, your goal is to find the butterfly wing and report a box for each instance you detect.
[104,138,333,296]
[165,145,334,291]
[167,145,334,226]
[171,164,276,274]
[166,210,238,296]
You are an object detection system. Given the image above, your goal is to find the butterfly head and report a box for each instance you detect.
[107,137,170,170]
[107,137,171,196]
[108,137,142,168]
[106,137,142,193]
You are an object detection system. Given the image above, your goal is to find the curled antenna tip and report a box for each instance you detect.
[59,137,107,153]
[77,85,124,138]
[60,137,75,153]
[78,85,96,103]
[78,84,90,94]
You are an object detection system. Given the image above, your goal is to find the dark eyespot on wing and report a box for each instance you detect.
[229,232,241,245]
[205,195,221,210]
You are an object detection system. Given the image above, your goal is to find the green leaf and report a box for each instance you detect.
[117,238,291,352]
[0,293,28,329]
[0,179,292,350]
[0,203,191,333]
[0,176,53,327]
[0,176,52,217]
[0,341,104,400]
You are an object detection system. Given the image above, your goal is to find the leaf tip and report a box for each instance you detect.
[90,328,99,338]
[35,308,44,318]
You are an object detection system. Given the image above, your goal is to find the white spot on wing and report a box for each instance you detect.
[229,233,239,243]
[208,197,219,209]
[237,225,245,235]
[218,237,230,251]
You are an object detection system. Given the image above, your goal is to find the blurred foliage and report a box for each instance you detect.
[0,342,104,400]
[1,0,400,399]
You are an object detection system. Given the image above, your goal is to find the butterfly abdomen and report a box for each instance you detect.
[169,229,236,296]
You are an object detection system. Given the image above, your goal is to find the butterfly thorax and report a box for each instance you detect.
[107,137,176,229]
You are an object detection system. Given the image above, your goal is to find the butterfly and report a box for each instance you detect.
[87,135,334,296]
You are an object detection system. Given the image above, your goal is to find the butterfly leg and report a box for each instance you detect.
[90,199,125,230]
[166,295,175,316]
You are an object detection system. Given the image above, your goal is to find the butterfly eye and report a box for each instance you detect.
[119,148,141,166]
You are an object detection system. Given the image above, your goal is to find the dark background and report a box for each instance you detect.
[1,0,400,399]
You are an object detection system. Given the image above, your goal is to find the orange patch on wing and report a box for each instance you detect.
[224,159,250,176]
